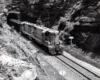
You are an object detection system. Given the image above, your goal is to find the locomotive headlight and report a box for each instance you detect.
[48,44,54,49]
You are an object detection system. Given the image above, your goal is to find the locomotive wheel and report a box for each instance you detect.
[19,31,22,35]
[32,38,36,43]
[57,49,63,55]
[29,36,32,40]
[57,51,62,55]
[49,49,56,55]
[43,47,48,52]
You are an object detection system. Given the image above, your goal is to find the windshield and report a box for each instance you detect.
[50,34,56,45]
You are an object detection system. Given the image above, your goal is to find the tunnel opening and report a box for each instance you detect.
[7,13,18,26]
[7,13,20,32]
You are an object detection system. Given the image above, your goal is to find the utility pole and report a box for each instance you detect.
[69,36,74,48]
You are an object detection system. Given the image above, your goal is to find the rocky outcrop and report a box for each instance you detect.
[0,55,37,80]
[68,0,100,55]
[53,0,100,55]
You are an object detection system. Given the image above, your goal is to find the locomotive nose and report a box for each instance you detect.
[55,44,60,50]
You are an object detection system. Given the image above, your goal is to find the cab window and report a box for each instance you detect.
[45,31,50,41]
[51,34,56,44]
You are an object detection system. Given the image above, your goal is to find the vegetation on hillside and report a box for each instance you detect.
[6,0,100,56]
[50,0,100,56]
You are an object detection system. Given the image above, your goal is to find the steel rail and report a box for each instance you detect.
[62,54,100,78]
[55,54,100,80]
[55,55,91,80]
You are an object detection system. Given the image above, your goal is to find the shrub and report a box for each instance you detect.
[6,45,17,55]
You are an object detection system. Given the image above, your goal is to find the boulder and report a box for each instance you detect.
[0,55,37,80]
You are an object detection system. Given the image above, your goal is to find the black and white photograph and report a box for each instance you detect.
[0,0,100,80]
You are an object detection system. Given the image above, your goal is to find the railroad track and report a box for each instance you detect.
[55,55,100,80]
[20,33,100,80]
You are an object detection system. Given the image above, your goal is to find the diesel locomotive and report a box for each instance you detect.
[6,0,64,55]
[10,19,63,55]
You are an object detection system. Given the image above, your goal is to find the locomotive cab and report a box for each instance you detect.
[52,32,63,55]
[43,30,63,55]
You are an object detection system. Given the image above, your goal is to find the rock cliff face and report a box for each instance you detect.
[68,0,100,55]
[45,0,100,55]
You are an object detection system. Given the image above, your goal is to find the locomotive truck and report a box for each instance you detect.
[6,0,63,55]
